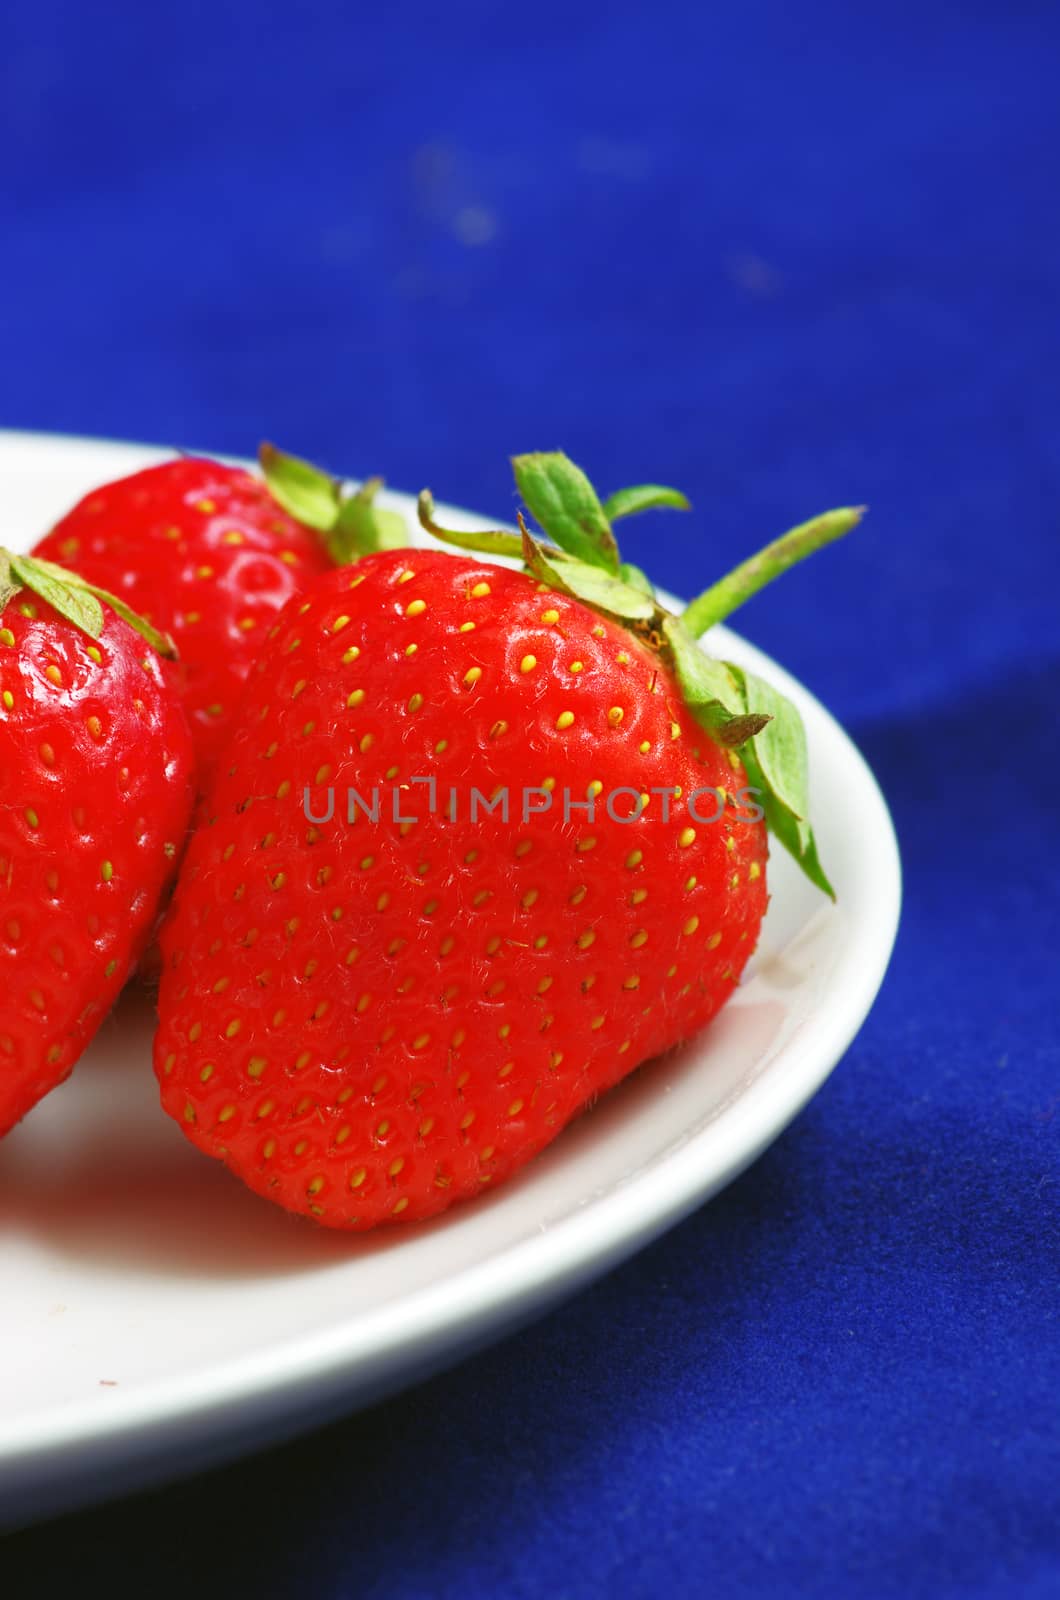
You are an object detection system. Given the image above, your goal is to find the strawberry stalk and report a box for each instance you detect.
[681,506,865,638]
[417,454,866,897]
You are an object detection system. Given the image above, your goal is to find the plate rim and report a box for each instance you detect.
[0,429,902,1505]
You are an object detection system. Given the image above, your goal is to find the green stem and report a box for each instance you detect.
[681,506,866,638]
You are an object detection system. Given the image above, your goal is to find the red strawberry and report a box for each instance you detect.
[33,446,405,789]
[0,549,194,1134]
[155,453,861,1227]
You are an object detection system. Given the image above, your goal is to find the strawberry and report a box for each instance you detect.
[32,446,405,789]
[155,453,861,1227]
[0,549,194,1134]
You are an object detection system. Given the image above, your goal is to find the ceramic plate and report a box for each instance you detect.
[0,431,901,1526]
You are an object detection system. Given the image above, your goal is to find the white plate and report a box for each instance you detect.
[0,430,901,1527]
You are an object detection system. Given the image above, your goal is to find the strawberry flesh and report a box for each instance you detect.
[0,596,194,1133]
[155,550,768,1227]
[33,458,332,788]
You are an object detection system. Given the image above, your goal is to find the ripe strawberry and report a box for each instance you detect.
[155,454,861,1227]
[0,549,194,1134]
[33,446,405,788]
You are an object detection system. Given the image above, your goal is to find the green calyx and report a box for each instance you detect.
[662,618,834,896]
[417,452,865,898]
[0,547,177,659]
[259,443,408,564]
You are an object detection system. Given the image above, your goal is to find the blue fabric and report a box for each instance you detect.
[2,1,1058,1593]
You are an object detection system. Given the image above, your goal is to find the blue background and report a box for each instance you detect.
[2,1,1058,1594]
